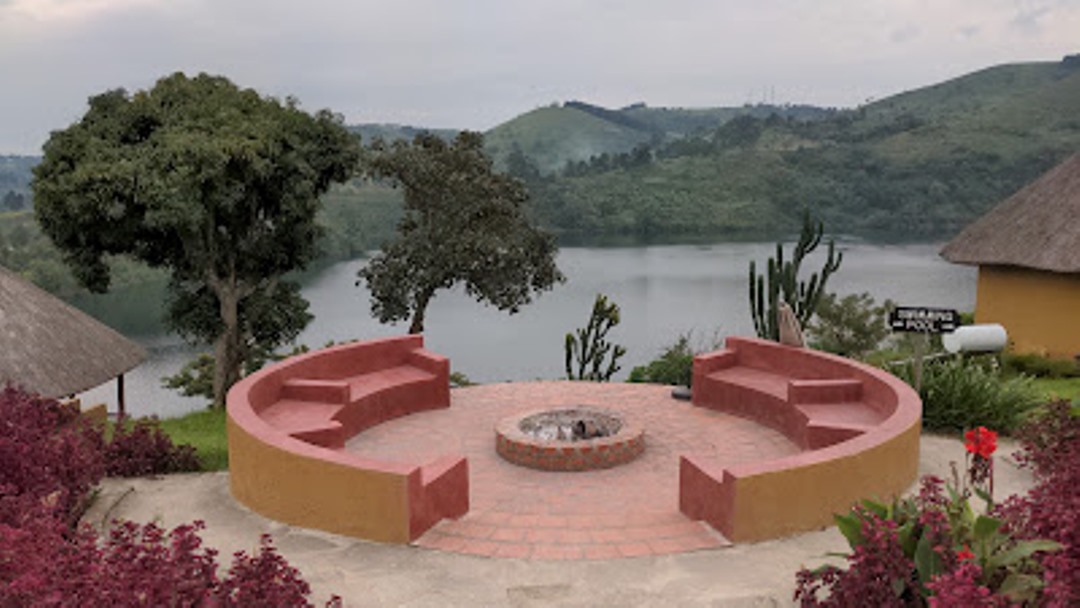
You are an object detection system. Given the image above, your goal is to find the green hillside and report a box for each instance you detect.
[484,105,654,174]
[523,57,1080,242]
[483,101,835,174]
[623,103,834,138]
[5,56,1079,298]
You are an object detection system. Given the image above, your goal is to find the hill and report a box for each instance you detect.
[483,105,655,174]
[483,101,835,174]
[622,103,834,139]
[4,56,1079,299]
[521,56,1080,242]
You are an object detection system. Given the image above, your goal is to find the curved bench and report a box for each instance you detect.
[680,336,921,542]
[227,335,468,544]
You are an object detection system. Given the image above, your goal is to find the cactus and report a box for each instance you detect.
[565,294,628,382]
[749,213,843,341]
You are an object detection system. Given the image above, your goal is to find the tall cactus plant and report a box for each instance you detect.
[565,294,627,382]
[749,213,843,341]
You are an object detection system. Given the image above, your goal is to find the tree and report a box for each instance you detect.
[358,131,563,334]
[2,190,26,211]
[32,73,360,406]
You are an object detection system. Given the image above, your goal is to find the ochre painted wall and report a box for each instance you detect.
[975,265,1080,359]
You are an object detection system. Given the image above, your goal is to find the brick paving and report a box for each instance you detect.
[345,381,801,560]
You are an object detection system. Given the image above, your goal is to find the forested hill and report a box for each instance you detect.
[5,55,1080,279]
[510,57,1080,242]
[483,101,832,174]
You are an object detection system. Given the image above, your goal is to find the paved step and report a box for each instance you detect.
[415,510,730,560]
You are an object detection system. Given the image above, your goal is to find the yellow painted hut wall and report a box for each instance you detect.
[975,265,1080,359]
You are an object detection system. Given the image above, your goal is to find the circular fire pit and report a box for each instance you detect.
[495,407,645,471]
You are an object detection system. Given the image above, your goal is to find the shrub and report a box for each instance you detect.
[216,534,340,606]
[0,385,104,526]
[628,334,695,386]
[795,475,1061,606]
[1001,353,1080,379]
[106,417,202,477]
[0,519,338,607]
[0,385,336,606]
[807,292,895,359]
[896,357,1041,433]
[996,400,1080,606]
[796,407,1079,606]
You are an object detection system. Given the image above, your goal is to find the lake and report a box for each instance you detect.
[76,242,975,419]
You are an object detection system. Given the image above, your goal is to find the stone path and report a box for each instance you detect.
[345,382,801,559]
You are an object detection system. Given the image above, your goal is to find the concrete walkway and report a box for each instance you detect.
[83,434,1034,607]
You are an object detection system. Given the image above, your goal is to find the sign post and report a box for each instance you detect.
[888,306,960,392]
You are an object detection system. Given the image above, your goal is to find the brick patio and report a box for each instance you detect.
[345,381,801,560]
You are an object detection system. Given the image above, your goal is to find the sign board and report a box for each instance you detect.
[888,306,960,334]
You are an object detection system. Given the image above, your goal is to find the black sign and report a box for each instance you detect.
[889,307,960,334]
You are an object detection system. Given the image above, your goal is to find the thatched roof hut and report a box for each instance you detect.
[941,153,1080,272]
[0,265,146,399]
[940,153,1080,359]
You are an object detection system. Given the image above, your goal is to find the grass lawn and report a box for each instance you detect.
[158,407,229,471]
[1031,376,1080,403]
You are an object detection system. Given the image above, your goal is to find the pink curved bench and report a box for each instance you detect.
[680,336,921,542]
[226,335,468,544]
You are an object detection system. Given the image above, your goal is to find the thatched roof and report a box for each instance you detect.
[0,265,147,398]
[941,154,1080,273]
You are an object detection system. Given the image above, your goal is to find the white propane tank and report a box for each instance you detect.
[942,324,1008,354]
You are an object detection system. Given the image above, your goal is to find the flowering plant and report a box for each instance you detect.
[962,426,997,503]
[796,453,1061,606]
[965,426,998,459]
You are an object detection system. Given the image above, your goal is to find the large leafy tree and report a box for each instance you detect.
[32,73,360,406]
[358,131,563,334]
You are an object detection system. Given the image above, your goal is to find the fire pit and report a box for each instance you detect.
[495,407,645,471]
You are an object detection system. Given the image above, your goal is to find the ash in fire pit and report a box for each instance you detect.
[518,408,623,442]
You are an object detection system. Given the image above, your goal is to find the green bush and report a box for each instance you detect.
[628,334,695,386]
[806,292,894,359]
[1001,352,1080,379]
[895,356,1042,433]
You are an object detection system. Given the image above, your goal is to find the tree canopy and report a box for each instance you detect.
[358,131,563,334]
[32,72,360,406]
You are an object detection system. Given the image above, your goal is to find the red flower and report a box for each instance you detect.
[964,426,998,459]
[956,545,975,562]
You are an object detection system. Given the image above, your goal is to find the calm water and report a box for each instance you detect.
[77,242,976,418]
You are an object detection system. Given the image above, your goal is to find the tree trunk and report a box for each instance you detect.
[212,281,244,408]
[408,290,433,334]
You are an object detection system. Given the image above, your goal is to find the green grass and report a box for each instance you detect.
[158,407,229,471]
[1031,377,1080,403]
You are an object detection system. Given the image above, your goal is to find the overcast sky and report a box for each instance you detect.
[1,0,1077,153]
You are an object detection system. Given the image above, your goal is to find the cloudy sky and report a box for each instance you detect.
[1,0,1077,153]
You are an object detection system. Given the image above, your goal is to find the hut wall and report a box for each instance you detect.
[975,265,1080,359]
